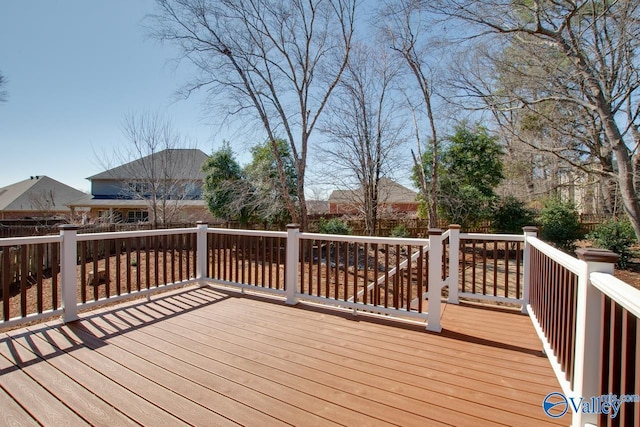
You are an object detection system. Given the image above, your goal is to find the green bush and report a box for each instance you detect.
[491,196,537,233]
[318,218,352,235]
[437,184,495,230]
[587,219,637,268]
[390,224,410,238]
[537,199,583,252]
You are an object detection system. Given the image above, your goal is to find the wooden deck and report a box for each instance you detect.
[0,286,567,426]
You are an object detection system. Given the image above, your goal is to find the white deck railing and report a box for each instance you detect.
[294,229,443,330]
[0,223,447,331]
[524,234,639,427]
[0,222,637,426]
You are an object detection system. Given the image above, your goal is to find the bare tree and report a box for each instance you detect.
[379,0,445,227]
[320,43,405,235]
[429,0,640,237]
[27,190,57,219]
[450,38,619,212]
[151,0,356,230]
[100,112,202,227]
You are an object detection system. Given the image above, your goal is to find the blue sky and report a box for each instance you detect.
[0,0,223,192]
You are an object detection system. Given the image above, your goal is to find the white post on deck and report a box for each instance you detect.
[447,225,461,304]
[285,224,300,305]
[521,226,538,314]
[196,222,208,286]
[572,248,618,427]
[427,228,443,332]
[59,224,79,323]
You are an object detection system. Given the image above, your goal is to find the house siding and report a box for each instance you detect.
[91,180,204,200]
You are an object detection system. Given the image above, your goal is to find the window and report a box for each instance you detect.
[127,182,152,194]
[127,210,149,223]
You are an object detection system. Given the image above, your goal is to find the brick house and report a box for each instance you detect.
[0,176,87,221]
[70,149,216,224]
[328,178,419,215]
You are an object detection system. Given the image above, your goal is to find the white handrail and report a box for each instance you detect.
[527,236,584,276]
[0,234,62,246]
[76,227,197,241]
[590,271,640,318]
[299,232,429,247]
[459,232,524,242]
[207,228,287,238]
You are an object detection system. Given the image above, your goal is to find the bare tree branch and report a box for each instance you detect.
[150,0,356,230]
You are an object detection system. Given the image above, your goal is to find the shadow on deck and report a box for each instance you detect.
[0,286,567,426]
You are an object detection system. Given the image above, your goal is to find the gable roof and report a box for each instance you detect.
[88,149,209,181]
[329,178,418,204]
[0,176,87,212]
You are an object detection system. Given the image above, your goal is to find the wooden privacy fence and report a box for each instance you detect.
[0,222,199,238]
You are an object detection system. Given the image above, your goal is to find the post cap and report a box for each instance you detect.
[523,226,539,233]
[286,223,301,230]
[575,248,620,264]
[428,228,443,236]
[58,224,79,231]
[448,224,462,230]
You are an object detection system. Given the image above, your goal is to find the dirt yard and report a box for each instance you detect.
[613,263,640,290]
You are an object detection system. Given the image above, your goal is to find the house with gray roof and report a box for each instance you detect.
[70,149,215,224]
[0,176,87,221]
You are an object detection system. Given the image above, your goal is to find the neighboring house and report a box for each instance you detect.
[306,200,330,216]
[70,149,216,224]
[328,178,419,215]
[0,176,87,221]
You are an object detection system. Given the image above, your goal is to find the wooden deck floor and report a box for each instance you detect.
[0,286,568,426]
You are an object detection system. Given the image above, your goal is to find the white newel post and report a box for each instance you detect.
[196,222,208,286]
[521,226,538,314]
[285,224,300,305]
[427,228,443,332]
[59,225,79,323]
[573,248,618,427]
[447,225,461,304]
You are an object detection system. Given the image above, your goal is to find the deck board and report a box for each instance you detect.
[0,387,41,427]
[0,332,138,427]
[0,339,91,427]
[0,285,568,426]
[8,326,190,427]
